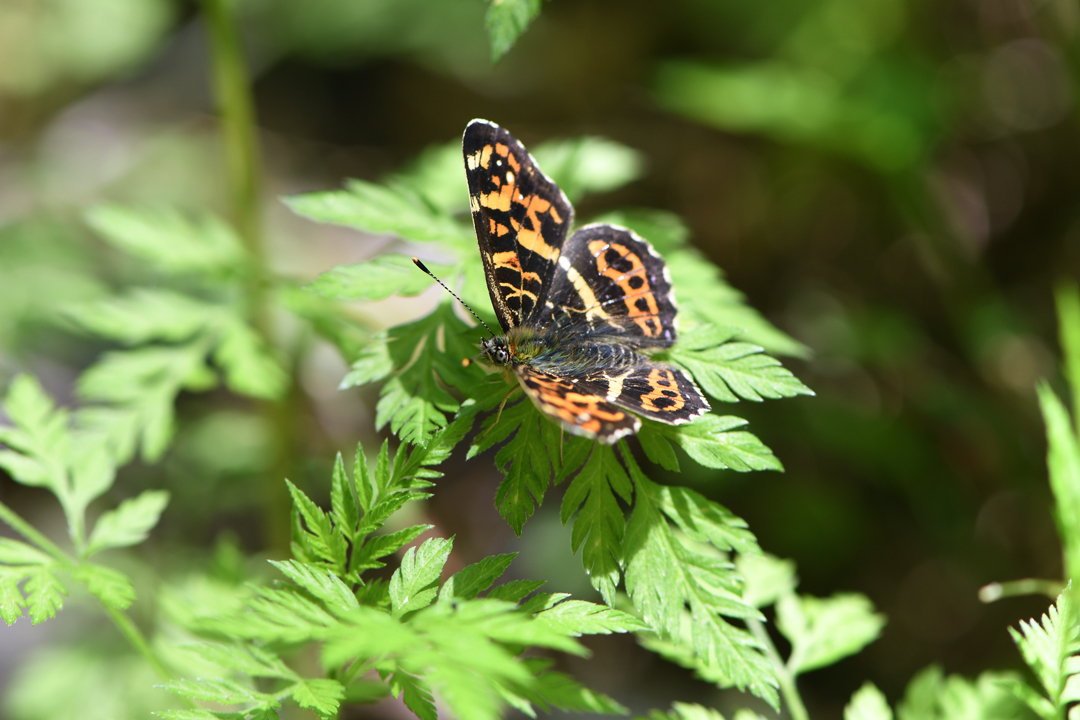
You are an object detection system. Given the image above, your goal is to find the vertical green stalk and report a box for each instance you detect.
[200,0,293,553]
[200,0,265,320]
[747,617,811,720]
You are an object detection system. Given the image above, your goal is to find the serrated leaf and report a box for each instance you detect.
[372,303,486,445]
[531,669,628,714]
[160,678,272,705]
[441,554,517,602]
[777,592,886,673]
[184,641,296,680]
[354,525,432,575]
[77,343,212,462]
[535,599,647,635]
[660,415,783,472]
[0,538,52,566]
[393,671,437,720]
[846,682,894,720]
[0,450,52,489]
[488,579,547,603]
[212,319,288,401]
[1038,383,1080,582]
[285,180,471,245]
[271,560,359,616]
[330,453,360,537]
[0,568,27,624]
[624,455,775,707]
[23,566,66,624]
[0,375,68,494]
[485,0,541,62]
[308,254,451,301]
[489,403,561,535]
[638,423,680,472]
[291,678,345,718]
[561,445,630,605]
[736,553,797,609]
[353,443,376,514]
[63,288,217,345]
[85,204,246,274]
[87,489,169,555]
[342,332,395,390]
[66,436,116,518]
[286,480,347,570]
[672,340,813,403]
[1008,590,1080,712]
[1056,284,1080,430]
[390,537,453,617]
[323,606,420,665]
[72,563,135,610]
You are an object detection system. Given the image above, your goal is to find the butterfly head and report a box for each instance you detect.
[480,336,512,366]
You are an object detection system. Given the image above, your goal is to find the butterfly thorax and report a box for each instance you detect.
[481,326,645,374]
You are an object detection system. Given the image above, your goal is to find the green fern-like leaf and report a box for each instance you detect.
[85,204,247,275]
[1005,590,1080,718]
[560,444,631,605]
[776,592,886,674]
[485,0,542,63]
[624,454,775,707]
[845,682,894,720]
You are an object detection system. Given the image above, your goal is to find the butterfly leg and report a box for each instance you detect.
[476,385,521,444]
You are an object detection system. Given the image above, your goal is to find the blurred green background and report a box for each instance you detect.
[0,0,1076,717]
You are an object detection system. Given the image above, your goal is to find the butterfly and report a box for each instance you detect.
[422,119,710,443]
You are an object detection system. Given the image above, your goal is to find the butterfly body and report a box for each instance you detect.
[465,119,709,443]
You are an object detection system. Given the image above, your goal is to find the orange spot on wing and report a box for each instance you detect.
[588,240,662,336]
[639,368,686,413]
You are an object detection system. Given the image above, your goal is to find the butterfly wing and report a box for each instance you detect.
[515,359,710,443]
[596,363,710,425]
[515,365,641,443]
[463,119,574,333]
[535,224,679,346]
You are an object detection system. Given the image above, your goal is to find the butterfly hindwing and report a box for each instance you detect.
[538,224,678,345]
[514,365,641,441]
[463,119,574,332]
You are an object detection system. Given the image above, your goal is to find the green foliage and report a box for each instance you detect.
[1000,590,1080,720]
[0,375,167,625]
[68,204,289,464]
[163,447,640,720]
[896,666,1031,720]
[846,683,893,720]
[776,592,886,673]
[485,0,541,63]
[1043,284,1080,584]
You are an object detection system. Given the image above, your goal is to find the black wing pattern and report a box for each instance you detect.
[463,119,574,332]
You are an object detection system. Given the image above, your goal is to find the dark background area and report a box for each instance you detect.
[0,0,1076,717]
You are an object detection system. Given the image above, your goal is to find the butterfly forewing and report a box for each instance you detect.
[463,120,574,332]
[538,224,679,345]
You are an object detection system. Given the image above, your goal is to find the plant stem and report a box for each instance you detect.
[102,602,172,681]
[0,500,73,567]
[747,616,810,720]
[200,0,264,290]
[200,0,293,554]
[979,579,1066,602]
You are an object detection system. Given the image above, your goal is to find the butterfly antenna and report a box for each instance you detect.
[412,258,497,338]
